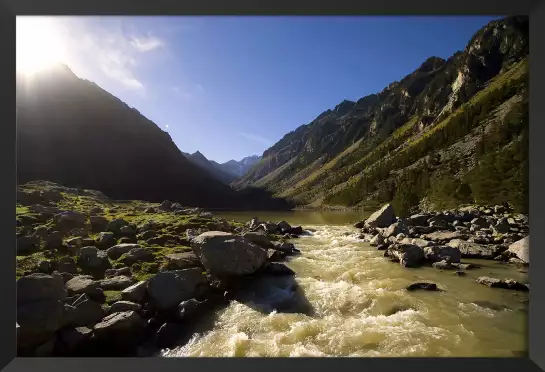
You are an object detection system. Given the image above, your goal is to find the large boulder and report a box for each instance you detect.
[57,326,93,354]
[146,269,206,311]
[242,232,274,249]
[423,231,467,244]
[163,252,203,270]
[97,232,117,250]
[121,248,154,265]
[65,294,104,327]
[370,234,385,247]
[56,257,78,274]
[78,246,112,275]
[93,311,145,351]
[447,239,499,259]
[106,244,141,260]
[364,204,396,228]
[90,216,109,232]
[383,222,409,238]
[100,276,135,291]
[385,244,424,268]
[54,211,86,231]
[65,276,103,298]
[17,236,40,255]
[16,274,67,349]
[106,219,130,236]
[191,231,268,277]
[271,241,297,254]
[406,214,430,227]
[508,236,529,264]
[277,221,292,232]
[121,281,147,303]
[109,301,142,313]
[424,246,461,263]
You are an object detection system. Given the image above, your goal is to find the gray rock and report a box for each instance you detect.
[65,294,104,327]
[56,257,78,274]
[65,276,103,297]
[424,246,461,263]
[476,276,529,291]
[147,269,206,310]
[38,260,53,274]
[243,232,274,249]
[386,244,424,268]
[191,231,268,277]
[122,248,154,265]
[364,204,397,228]
[177,298,209,321]
[97,232,117,250]
[109,301,142,313]
[447,239,499,259]
[121,281,147,303]
[100,275,135,291]
[17,236,40,255]
[78,246,111,272]
[277,221,292,232]
[272,241,296,254]
[17,273,66,304]
[44,231,64,249]
[267,249,287,262]
[58,326,92,352]
[164,252,202,270]
[407,214,430,227]
[384,222,409,238]
[93,311,145,349]
[106,219,130,235]
[508,236,529,264]
[107,243,141,260]
[54,211,86,230]
[155,322,184,349]
[432,260,456,270]
[406,282,438,291]
[423,231,466,243]
[471,217,490,229]
[370,234,385,247]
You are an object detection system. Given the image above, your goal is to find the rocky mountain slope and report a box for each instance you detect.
[234,16,529,215]
[16,65,290,210]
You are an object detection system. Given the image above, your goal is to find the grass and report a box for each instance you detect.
[104,290,122,304]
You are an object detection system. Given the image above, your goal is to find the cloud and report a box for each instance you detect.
[239,132,272,146]
[53,18,166,96]
[170,83,205,100]
[130,34,164,52]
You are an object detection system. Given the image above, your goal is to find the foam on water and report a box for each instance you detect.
[163,224,528,357]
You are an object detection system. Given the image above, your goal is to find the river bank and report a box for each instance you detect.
[16,182,529,357]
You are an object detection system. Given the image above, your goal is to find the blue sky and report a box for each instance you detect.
[19,16,500,163]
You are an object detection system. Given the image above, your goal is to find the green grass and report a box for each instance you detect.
[104,290,122,304]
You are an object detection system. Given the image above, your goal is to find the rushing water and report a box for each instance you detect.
[163,211,528,357]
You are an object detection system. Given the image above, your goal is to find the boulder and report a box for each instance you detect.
[191,231,268,277]
[423,246,461,263]
[476,277,529,291]
[56,257,78,274]
[256,223,279,234]
[97,232,117,250]
[248,217,261,230]
[508,236,529,264]
[364,204,396,228]
[122,248,154,265]
[370,234,385,247]
[407,214,430,227]
[109,301,142,313]
[164,252,203,270]
[243,232,274,249]
[285,226,304,235]
[121,281,147,303]
[17,236,40,255]
[93,311,145,350]
[65,294,104,327]
[146,269,206,310]
[471,217,490,229]
[385,244,424,268]
[90,216,109,232]
[272,241,296,254]
[447,239,499,259]
[16,274,68,349]
[106,219,130,236]
[423,231,467,244]
[177,298,209,321]
[65,276,103,298]
[406,282,439,291]
[277,221,292,231]
[267,249,287,262]
[106,244,141,260]
[155,322,185,349]
[54,211,86,231]
[58,326,92,353]
[78,246,111,274]
[44,231,64,250]
[105,267,131,278]
[100,276,135,291]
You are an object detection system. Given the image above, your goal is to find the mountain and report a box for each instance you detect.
[182,151,239,184]
[16,65,291,210]
[219,155,262,178]
[234,16,529,215]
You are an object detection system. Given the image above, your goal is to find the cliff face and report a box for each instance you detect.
[234,16,529,213]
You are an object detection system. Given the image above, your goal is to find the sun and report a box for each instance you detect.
[16,17,67,76]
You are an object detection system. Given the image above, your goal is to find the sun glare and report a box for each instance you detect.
[16,17,67,76]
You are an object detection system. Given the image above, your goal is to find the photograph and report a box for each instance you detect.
[15,15,529,358]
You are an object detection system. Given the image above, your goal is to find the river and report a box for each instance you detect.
[162,211,528,357]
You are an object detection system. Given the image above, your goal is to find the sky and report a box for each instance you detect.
[16,15,501,163]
